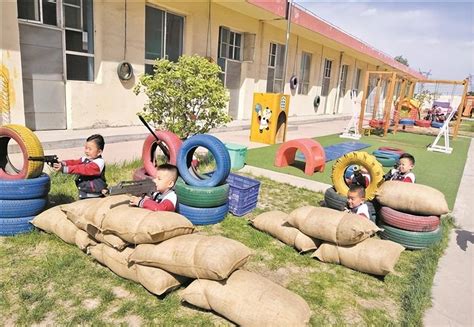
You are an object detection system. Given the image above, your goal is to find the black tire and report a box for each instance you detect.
[177,202,229,225]
[0,197,48,218]
[378,222,442,250]
[175,178,229,208]
[0,216,34,236]
[177,134,231,187]
[0,173,51,200]
[324,187,347,211]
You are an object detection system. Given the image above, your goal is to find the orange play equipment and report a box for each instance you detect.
[396,98,421,120]
[274,138,326,176]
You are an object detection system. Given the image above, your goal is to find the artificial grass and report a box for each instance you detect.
[246,131,470,208]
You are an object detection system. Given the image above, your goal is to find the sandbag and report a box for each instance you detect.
[376,181,449,216]
[312,238,405,276]
[99,205,194,244]
[251,211,320,252]
[129,234,251,280]
[287,206,380,246]
[31,206,96,250]
[89,244,187,296]
[181,270,311,327]
[61,198,102,230]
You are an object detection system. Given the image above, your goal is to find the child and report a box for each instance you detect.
[345,165,371,188]
[129,163,178,212]
[385,153,416,183]
[53,134,107,199]
[345,184,370,219]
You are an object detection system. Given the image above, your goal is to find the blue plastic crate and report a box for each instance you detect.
[226,173,260,216]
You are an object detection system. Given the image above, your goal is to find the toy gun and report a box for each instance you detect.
[352,166,367,187]
[106,179,156,196]
[28,155,59,167]
[383,163,400,181]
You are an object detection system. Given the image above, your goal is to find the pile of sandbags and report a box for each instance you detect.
[32,196,312,325]
[375,181,447,249]
[252,206,405,276]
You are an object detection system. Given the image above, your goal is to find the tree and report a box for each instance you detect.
[394,55,409,67]
[134,55,231,139]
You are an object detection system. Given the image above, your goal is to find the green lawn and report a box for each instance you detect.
[247,131,470,208]
[0,160,454,325]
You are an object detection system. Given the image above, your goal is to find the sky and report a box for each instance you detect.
[295,0,474,86]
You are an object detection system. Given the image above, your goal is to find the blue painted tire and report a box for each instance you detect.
[0,173,50,200]
[177,134,231,187]
[372,150,400,159]
[431,121,444,128]
[399,118,415,125]
[0,216,34,236]
[177,202,229,225]
[0,197,48,218]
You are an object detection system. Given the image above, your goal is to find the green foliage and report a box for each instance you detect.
[394,55,409,67]
[134,55,231,139]
[413,89,436,109]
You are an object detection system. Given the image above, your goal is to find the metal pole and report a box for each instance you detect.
[282,0,293,94]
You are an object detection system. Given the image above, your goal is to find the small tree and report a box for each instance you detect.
[134,55,231,139]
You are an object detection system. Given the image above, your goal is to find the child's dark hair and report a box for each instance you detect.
[400,153,415,165]
[157,163,178,183]
[87,134,105,151]
[348,184,365,198]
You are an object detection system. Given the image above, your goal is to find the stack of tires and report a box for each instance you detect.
[176,135,231,225]
[0,124,50,236]
[372,147,403,167]
[375,181,446,250]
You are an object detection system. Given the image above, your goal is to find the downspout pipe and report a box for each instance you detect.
[282,0,293,93]
[333,51,344,114]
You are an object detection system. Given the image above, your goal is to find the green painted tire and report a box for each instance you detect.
[375,155,397,167]
[378,222,442,250]
[175,178,229,208]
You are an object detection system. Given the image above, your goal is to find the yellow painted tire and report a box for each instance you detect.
[331,151,384,200]
[0,124,44,179]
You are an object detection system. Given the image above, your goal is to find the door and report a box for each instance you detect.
[19,23,66,130]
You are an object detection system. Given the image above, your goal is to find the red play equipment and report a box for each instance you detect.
[274,138,326,176]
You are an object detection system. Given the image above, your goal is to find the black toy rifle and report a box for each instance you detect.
[138,115,170,159]
[351,166,367,187]
[28,155,59,167]
[106,179,156,196]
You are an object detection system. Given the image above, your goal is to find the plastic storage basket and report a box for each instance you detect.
[227,173,260,216]
[225,143,248,170]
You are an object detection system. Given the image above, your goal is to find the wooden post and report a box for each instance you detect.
[453,79,469,138]
[393,79,408,135]
[408,81,416,99]
[382,73,397,136]
[358,70,370,133]
[372,75,382,120]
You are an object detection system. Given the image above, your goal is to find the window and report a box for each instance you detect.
[353,68,362,92]
[218,26,243,85]
[321,59,332,96]
[17,0,57,26]
[298,52,311,95]
[145,6,184,75]
[339,64,349,97]
[267,43,285,93]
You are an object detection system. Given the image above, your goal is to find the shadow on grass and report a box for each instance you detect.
[47,193,76,207]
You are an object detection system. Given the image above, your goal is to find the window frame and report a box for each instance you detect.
[353,68,362,93]
[321,58,333,96]
[339,64,349,97]
[266,42,285,93]
[298,51,311,95]
[218,26,243,62]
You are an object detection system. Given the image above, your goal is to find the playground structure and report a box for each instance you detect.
[274,138,326,176]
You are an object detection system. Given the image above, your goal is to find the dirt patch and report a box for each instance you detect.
[32,311,56,327]
[83,298,100,310]
[357,298,399,319]
[246,263,317,287]
[122,315,142,327]
[112,286,131,299]
[3,315,17,327]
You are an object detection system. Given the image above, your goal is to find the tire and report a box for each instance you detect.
[177,134,231,187]
[142,131,182,177]
[372,150,401,159]
[431,121,444,128]
[0,216,34,236]
[379,206,440,232]
[332,151,384,200]
[177,202,229,225]
[0,198,48,218]
[378,223,442,250]
[369,119,384,128]
[324,187,347,211]
[374,155,397,167]
[0,124,44,180]
[378,147,405,156]
[132,167,153,181]
[415,120,431,127]
[399,118,415,125]
[0,173,50,200]
[175,178,229,208]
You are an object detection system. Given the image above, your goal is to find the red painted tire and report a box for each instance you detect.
[415,119,431,127]
[369,119,384,128]
[132,167,153,181]
[379,206,440,232]
[141,131,182,177]
[378,147,405,156]
[0,124,44,180]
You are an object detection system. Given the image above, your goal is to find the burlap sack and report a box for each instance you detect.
[376,181,449,216]
[85,225,128,250]
[287,206,380,246]
[89,244,187,296]
[312,238,405,276]
[251,211,320,252]
[31,206,97,250]
[129,234,251,280]
[181,270,311,327]
[99,205,194,244]
[61,198,102,230]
